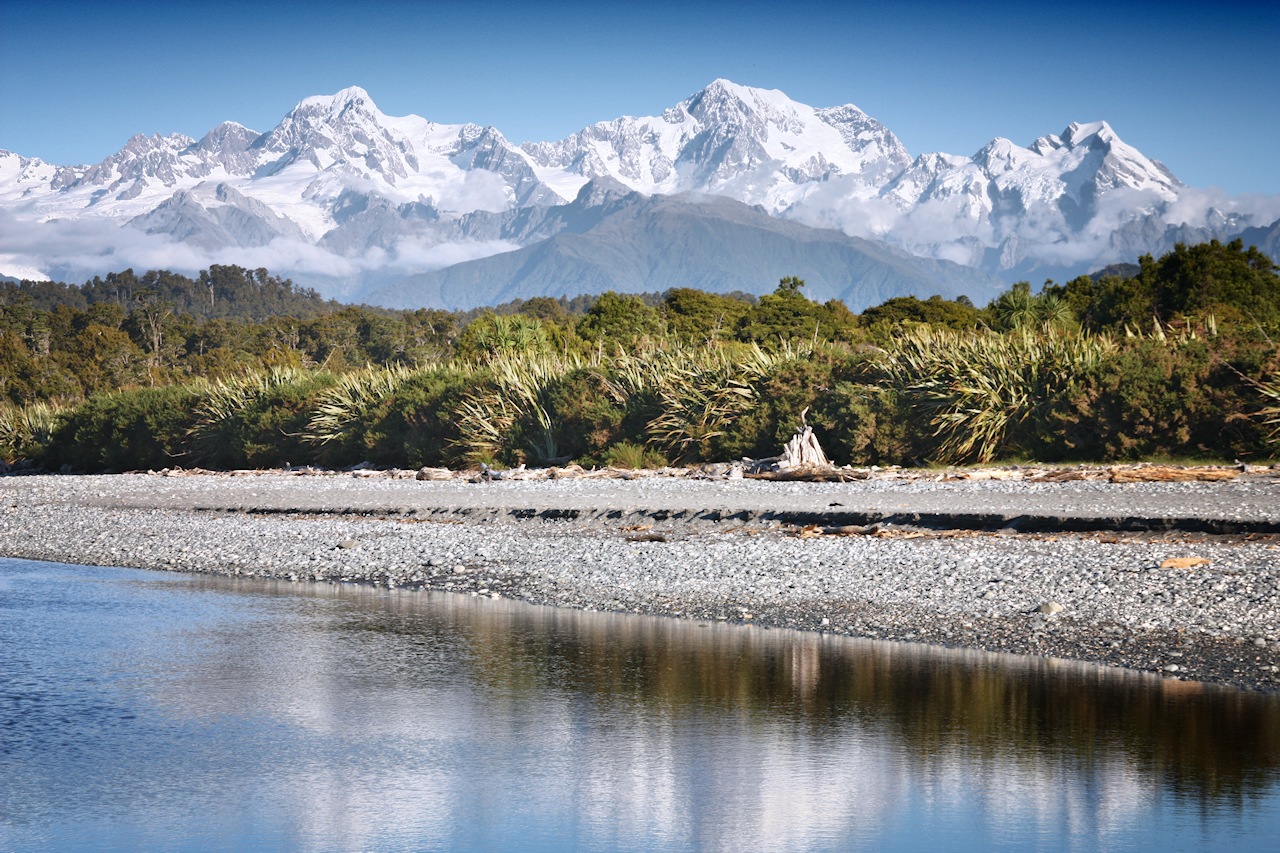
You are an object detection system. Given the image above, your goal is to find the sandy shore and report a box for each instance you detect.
[3,469,1279,691]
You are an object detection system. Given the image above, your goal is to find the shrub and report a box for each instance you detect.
[543,367,628,464]
[716,353,836,461]
[42,386,201,472]
[600,440,668,470]
[1047,335,1274,461]
[364,367,477,468]
[812,382,920,466]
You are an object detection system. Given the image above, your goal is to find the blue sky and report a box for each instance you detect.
[2,0,1277,194]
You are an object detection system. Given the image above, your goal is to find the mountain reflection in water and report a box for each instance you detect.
[2,559,1277,852]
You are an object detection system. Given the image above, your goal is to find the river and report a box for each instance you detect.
[2,557,1278,851]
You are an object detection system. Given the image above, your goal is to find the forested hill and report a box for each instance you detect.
[1,265,340,322]
[3,240,1280,471]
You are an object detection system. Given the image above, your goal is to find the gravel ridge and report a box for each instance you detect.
[3,472,1279,691]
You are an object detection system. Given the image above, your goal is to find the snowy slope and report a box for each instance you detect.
[522,79,910,210]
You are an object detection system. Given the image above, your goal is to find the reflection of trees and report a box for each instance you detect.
[200,576,1280,809]
[432,594,1280,808]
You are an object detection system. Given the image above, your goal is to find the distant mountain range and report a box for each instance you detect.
[2,80,1276,309]
[369,179,1000,310]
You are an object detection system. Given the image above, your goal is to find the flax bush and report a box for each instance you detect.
[187,367,335,469]
[878,326,1117,464]
[302,364,420,466]
[0,401,65,465]
[1260,376,1280,443]
[603,343,804,463]
[453,352,590,466]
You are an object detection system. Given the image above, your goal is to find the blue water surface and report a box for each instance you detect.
[2,557,1278,852]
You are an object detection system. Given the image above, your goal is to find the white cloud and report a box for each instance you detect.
[1163,187,1280,229]
[384,238,519,271]
[787,179,1280,275]
[0,211,520,297]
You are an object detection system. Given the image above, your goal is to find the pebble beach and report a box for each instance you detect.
[3,467,1279,691]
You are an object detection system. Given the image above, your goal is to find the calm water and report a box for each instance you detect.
[2,558,1279,852]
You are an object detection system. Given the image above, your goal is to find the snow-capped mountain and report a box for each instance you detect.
[2,80,1275,307]
[521,79,911,209]
[842,120,1194,270]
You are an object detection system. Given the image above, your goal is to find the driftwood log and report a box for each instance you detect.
[745,408,865,482]
[1106,465,1241,483]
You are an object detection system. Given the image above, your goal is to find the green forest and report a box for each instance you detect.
[3,240,1279,473]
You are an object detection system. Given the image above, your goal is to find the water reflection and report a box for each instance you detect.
[3,560,1278,852]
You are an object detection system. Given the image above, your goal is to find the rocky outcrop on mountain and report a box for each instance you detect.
[129,183,309,250]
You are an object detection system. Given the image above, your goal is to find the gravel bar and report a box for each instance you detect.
[3,471,1279,692]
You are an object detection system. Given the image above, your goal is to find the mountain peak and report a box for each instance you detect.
[253,85,419,185]
[1029,121,1119,155]
[197,121,260,153]
[1063,120,1117,146]
[684,78,797,117]
[700,78,753,98]
[296,86,376,113]
[573,176,637,208]
[973,137,1037,173]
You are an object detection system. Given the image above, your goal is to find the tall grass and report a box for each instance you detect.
[607,341,811,462]
[0,401,64,464]
[453,352,588,465]
[879,326,1117,463]
[304,364,419,448]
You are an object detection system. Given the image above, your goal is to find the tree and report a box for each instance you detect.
[661,288,752,343]
[736,278,817,343]
[126,288,176,377]
[457,312,550,360]
[517,296,572,325]
[576,292,664,350]
[0,330,37,404]
[403,309,459,362]
[1079,240,1280,332]
[988,282,1077,332]
[67,323,146,394]
[859,294,981,331]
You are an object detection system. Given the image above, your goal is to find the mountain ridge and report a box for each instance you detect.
[2,80,1275,308]
[370,182,1003,311]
